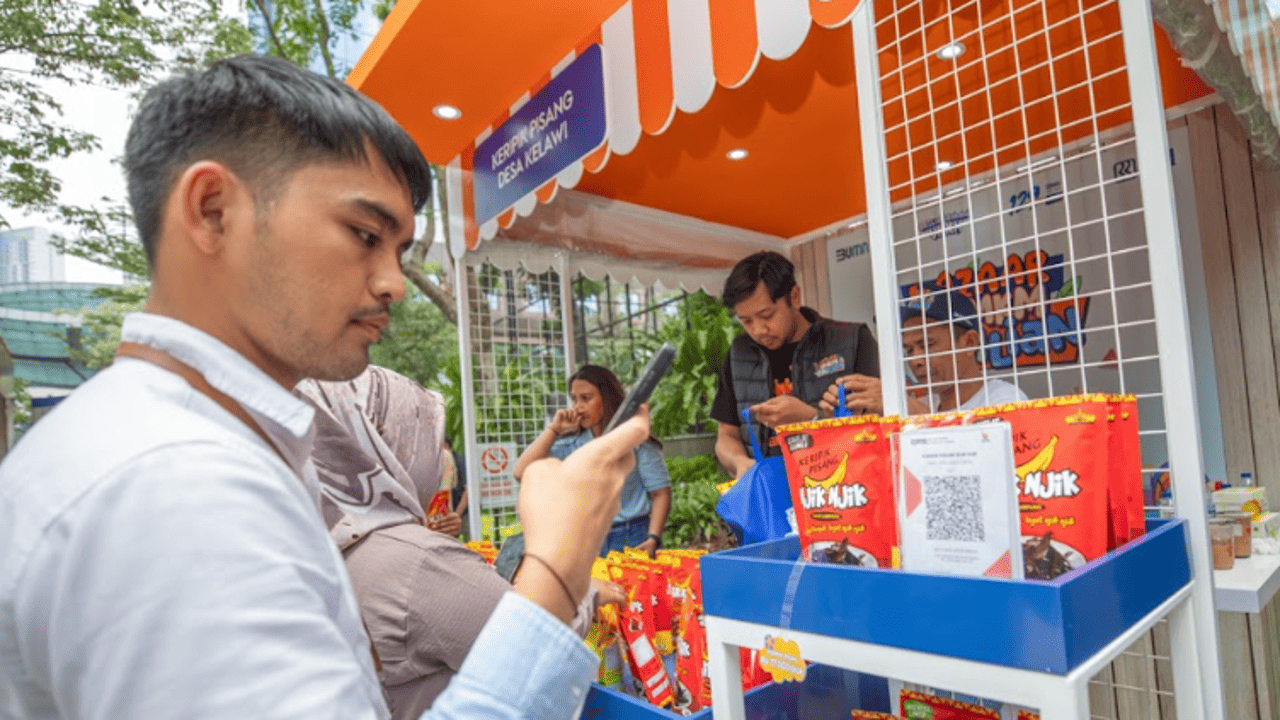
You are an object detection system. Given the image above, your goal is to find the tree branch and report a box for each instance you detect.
[246,0,290,61]
[309,0,336,78]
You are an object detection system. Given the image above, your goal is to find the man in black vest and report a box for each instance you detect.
[710,251,880,478]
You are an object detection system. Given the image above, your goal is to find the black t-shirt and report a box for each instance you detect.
[710,341,798,427]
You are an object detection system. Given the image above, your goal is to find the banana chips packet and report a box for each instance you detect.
[777,395,1145,580]
[777,416,900,569]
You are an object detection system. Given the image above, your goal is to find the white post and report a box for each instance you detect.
[1116,0,1224,716]
[558,252,577,375]
[850,2,906,416]
[446,161,484,543]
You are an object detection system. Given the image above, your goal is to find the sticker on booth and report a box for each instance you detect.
[758,635,806,683]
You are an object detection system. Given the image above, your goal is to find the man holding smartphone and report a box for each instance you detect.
[710,251,880,478]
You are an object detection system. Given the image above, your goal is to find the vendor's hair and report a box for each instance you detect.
[721,251,797,309]
[124,54,432,270]
[569,364,663,447]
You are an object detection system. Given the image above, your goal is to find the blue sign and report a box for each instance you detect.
[473,43,607,227]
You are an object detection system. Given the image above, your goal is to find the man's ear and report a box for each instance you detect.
[174,161,248,256]
[788,284,802,307]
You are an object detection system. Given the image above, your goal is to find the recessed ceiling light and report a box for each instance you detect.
[936,160,954,171]
[726,148,749,161]
[432,104,462,120]
[937,42,966,61]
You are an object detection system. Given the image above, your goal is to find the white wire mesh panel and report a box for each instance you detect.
[872,0,1178,716]
[463,262,568,543]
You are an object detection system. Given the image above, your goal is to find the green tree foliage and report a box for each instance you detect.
[646,291,736,438]
[64,291,148,370]
[0,0,251,228]
[368,281,457,388]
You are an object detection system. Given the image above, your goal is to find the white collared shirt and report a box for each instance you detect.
[0,313,596,720]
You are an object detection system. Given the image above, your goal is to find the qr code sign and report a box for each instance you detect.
[923,475,984,542]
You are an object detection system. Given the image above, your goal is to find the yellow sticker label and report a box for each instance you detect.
[759,636,806,683]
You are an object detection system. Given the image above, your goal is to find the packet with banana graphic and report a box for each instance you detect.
[776,415,900,569]
[970,395,1113,580]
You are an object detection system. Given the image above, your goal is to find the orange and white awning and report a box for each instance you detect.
[447,0,862,253]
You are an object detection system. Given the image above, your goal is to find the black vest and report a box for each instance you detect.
[729,308,869,455]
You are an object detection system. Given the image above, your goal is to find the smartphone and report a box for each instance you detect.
[603,342,676,434]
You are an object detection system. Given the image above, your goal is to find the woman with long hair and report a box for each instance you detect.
[514,364,672,557]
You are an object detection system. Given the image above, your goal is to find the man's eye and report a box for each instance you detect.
[354,228,378,247]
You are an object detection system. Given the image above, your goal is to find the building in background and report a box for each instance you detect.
[0,282,115,397]
[0,227,65,284]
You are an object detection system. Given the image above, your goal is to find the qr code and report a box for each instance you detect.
[923,475,984,542]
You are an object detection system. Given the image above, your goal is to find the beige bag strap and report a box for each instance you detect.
[113,341,384,673]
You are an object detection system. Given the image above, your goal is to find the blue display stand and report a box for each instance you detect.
[583,663,862,720]
[702,518,1191,674]
[700,519,1198,720]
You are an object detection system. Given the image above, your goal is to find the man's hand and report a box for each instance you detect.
[514,405,650,623]
[426,511,462,536]
[548,408,582,436]
[819,374,884,416]
[749,395,817,429]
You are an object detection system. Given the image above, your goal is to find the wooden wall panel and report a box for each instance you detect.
[1219,611,1262,720]
[1187,107,1257,485]
[1216,113,1280,490]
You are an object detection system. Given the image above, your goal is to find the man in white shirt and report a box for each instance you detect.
[0,55,647,720]
[821,289,1028,415]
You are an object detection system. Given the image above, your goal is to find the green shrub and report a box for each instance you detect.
[662,454,731,549]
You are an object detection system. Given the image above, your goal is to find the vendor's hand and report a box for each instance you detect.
[819,374,885,416]
[636,536,658,559]
[515,405,650,623]
[750,395,817,429]
[548,408,582,436]
[426,511,462,536]
[590,578,627,609]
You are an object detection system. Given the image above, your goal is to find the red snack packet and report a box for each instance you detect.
[1018,711,1040,720]
[1109,395,1145,544]
[852,712,906,719]
[738,647,772,692]
[672,599,704,714]
[611,565,674,707]
[971,395,1112,580]
[777,416,899,568]
[427,489,450,519]
[464,540,497,564]
[900,690,999,719]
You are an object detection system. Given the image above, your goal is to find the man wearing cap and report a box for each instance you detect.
[711,251,879,478]
[822,288,1027,416]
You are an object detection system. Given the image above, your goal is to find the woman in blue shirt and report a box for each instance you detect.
[515,365,672,557]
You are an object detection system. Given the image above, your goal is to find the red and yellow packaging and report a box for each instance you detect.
[971,395,1112,580]
[1108,395,1145,545]
[464,540,497,564]
[672,598,705,714]
[899,690,999,719]
[1017,711,1040,720]
[777,416,899,568]
[610,564,674,708]
[852,712,906,720]
[426,489,451,518]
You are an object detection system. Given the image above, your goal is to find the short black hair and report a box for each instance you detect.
[721,251,796,309]
[124,54,433,269]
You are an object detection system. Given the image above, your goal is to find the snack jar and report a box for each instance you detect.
[1210,520,1238,570]
[1223,511,1253,558]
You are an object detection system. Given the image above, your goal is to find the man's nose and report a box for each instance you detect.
[371,248,407,305]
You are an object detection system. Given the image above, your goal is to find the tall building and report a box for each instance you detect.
[0,227,64,284]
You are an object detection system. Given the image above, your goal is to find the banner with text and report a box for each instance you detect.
[473,44,607,227]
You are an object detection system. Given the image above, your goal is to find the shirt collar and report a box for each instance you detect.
[120,313,315,439]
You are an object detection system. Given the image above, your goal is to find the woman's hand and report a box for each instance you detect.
[426,511,463,536]
[548,408,582,436]
[590,578,626,609]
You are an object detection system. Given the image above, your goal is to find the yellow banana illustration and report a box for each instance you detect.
[803,453,849,489]
[1016,435,1059,480]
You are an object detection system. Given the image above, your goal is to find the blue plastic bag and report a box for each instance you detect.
[715,407,794,545]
